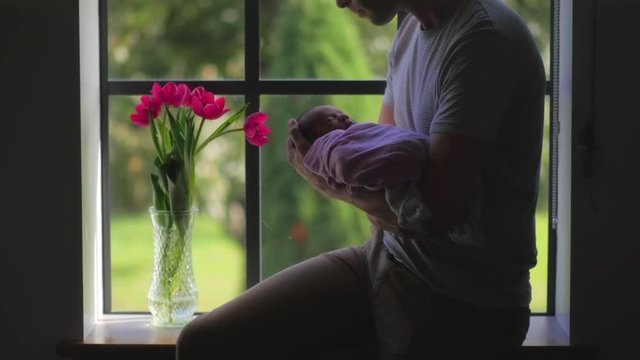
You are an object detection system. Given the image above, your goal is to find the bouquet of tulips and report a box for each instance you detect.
[131,82,270,215]
[130,82,269,326]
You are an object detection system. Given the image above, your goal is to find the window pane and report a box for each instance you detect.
[504,0,551,78]
[260,95,383,277]
[108,0,245,80]
[530,96,551,313]
[108,95,246,312]
[260,0,396,80]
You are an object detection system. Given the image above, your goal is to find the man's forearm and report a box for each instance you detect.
[332,187,400,229]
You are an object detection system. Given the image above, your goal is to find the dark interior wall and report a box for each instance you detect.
[0,1,83,359]
[570,0,640,358]
[1,0,639,359]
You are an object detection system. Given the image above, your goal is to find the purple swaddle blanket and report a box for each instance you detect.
[303,123,430,193]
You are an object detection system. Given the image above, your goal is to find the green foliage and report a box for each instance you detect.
[111,214,244,311]
[108,0,552,310]
[505,0,551,52]
[108,0,244,79]
[265,1,371,79]
[261,0,380,277]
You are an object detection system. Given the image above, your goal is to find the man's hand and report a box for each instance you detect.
[286,119,345,200]
[286,118,402,230]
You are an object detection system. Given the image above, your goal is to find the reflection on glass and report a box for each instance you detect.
[260,95,383,279]
[108,95,246,312]
[108,1,245,80]
[260,0,396,80]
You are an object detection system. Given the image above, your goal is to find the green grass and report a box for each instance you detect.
[111,211,549,313]
[110,213,245,312]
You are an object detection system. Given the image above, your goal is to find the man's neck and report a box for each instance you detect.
[403,0,465,30]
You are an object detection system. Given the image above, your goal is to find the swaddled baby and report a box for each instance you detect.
[297,105,433,234]
[297,105,430,194]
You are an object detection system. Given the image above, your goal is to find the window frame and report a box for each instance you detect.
[99,0,557,316]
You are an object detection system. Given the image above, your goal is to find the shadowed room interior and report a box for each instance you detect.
[1,0,639,359]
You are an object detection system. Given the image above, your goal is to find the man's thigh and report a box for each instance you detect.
[176,245,376,359]
[366,232,530,359]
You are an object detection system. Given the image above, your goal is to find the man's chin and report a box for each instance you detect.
[368,13,397,26]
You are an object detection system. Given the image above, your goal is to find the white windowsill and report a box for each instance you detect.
[75,314,568,346]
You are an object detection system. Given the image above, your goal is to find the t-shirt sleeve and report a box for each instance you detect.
[384,68,394,107]
[430,32,520,143]
[383,40,396,107]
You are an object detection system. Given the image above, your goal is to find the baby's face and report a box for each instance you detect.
[307,105,355,138]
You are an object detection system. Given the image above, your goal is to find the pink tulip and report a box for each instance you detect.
[190,87,230,120]
[130,95,161,127]
[151,82,191,107]
[243,112,271,147]
[190,86,206,100]
[175,83,191,106]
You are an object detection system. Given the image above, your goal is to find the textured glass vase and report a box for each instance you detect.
[148,206,198,327]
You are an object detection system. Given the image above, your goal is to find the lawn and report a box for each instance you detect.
[110,213,245,312]
[111,211,549,313]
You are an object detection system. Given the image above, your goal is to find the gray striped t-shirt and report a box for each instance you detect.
[382,0,546,309]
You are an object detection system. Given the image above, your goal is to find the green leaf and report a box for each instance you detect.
[184,113,194,163]
[194,118,205,153]
[177,108,188,134]
[159,118,172,154]
[196,103,248,154]
[164,155,179,184]
[150,173,169,211]
[149,114,165,163]
[166,108,185,159]
[168,173,190,213]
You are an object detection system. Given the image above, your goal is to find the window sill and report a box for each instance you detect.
[57,315,596,359]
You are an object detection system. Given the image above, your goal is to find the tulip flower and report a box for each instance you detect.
[130,82,269,214]
[151,82,191,108]
[190,87,230,120]
[129,82,270,327]
[130,95,161,127]
[243,112,271,147]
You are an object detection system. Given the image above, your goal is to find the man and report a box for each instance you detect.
[177,0,545,358]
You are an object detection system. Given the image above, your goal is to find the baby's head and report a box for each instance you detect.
[297,105,355,142]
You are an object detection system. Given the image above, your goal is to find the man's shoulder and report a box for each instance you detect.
[445,0,543,73]
[471,0,541,53]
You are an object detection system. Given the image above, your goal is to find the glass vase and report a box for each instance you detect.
[148,206,198,327]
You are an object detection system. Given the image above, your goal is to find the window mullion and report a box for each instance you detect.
[245,0,261,288]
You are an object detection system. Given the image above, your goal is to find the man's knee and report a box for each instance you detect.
[176,317,214,360]
[176,314,247,359]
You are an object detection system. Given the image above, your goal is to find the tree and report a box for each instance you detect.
[108,0,247,229]
[260,0,381,277]
[107,0,553,279]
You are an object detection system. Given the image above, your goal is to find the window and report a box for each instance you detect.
[101,0,557,315]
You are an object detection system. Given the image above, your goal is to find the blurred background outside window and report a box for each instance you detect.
[106,0,552,313]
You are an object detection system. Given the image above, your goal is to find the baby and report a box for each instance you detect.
[297,105,430,194]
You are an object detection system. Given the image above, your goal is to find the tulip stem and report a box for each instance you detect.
[215,128,244,137]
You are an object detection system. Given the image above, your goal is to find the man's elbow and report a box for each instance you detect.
[421,184,467,231]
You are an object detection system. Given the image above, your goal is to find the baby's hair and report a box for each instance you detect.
[296,107,319,142]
